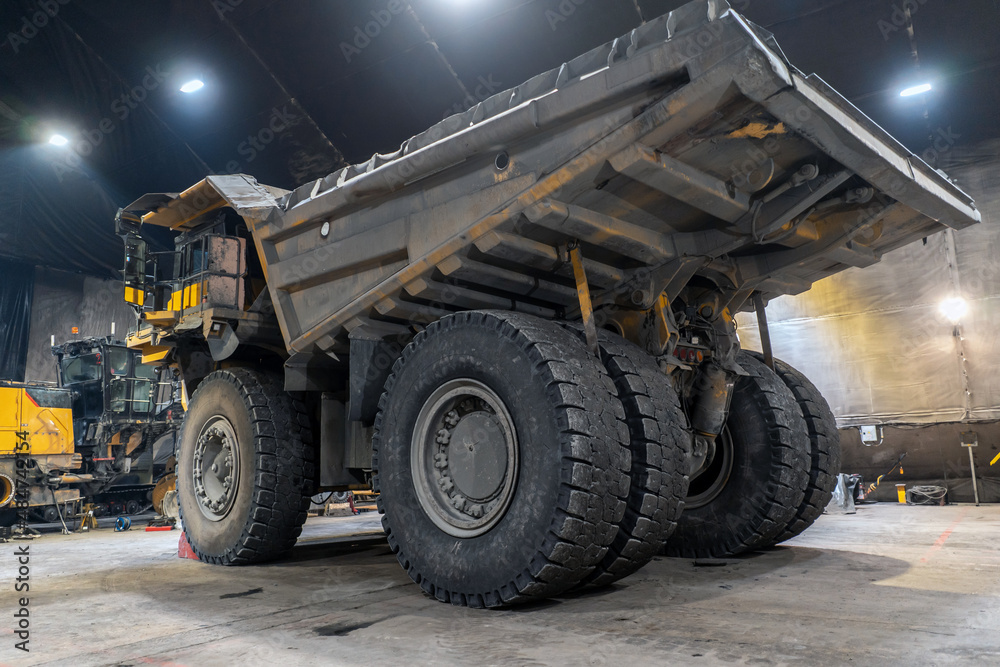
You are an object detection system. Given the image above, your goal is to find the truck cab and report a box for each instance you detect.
[52,337,182,492]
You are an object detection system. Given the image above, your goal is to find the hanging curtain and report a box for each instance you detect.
[0,259,34,381]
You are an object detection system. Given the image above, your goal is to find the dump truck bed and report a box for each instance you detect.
[135,0,978,357]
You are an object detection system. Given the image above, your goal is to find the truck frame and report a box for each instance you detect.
[116,0,977,607]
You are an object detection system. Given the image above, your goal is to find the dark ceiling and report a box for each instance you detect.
[1,0,997,277]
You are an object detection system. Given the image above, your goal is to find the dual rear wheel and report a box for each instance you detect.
[666,352,841,558]
[373,311,691,607]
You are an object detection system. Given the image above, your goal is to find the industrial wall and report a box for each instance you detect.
[24,267,137,384]
[738,140,1000,500]
[838,423,998,503]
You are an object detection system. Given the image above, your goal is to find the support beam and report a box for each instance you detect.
[823,241,880,268]
[524,199,678,264]
[568,245,599,356]
[374,297,451,324]
[435,255,577,304]
[738,202,899,280]
[736,170,852,240]
[609,144,750,222]
[343,317,412,338]
[403,278,556,318]
[753,292,774,371]
[474,230,624,288]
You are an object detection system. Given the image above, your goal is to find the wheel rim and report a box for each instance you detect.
[411,378,519,538]
[686,426,735,509]
[192,415,241,522]
[0,474,14,508]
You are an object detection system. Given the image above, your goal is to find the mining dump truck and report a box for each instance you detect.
[0,338,182,527]
[116,0,978,607]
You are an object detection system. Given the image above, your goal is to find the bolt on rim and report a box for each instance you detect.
[411,378,519,538]
[685,425,735,510]
[192,415,241,522]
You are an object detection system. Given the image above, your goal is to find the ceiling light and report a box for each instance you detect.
[939,296,968,324]
[900,83,932,97]
[48,134,69,146]
[180,79,205,93]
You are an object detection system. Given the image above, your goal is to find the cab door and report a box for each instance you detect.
[0,386,23,454]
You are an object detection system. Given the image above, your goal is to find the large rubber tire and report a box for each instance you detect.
[566,328,690,586]
[373,311,630,608]
[746,353,841,544]
[665,354,810,558]
[178,369,315,565]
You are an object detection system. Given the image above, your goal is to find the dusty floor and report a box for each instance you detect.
[1,503,999,666]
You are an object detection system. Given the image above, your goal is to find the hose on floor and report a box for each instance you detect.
[906,485,948,505]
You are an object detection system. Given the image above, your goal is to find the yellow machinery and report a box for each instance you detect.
[1,337,184,527]
[0,383,81,523]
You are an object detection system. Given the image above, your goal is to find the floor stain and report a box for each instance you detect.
[220,587,264,599]
[314,618,382,636]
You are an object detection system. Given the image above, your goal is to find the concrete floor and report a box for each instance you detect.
[2,503,999,666]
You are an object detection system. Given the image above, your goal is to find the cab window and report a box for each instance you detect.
[108,347,129,376]
[60,354,102,384]
[110,379,127,412]
[135,363,157,380]
[131,379,153,413]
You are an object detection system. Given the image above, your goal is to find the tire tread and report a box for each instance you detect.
[565,329,690,586]
[180,368,315,565]
[372,311,630,607]
[745,353,841,544]
[665,355,809,558]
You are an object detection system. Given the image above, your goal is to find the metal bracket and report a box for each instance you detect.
[568,243,599,356]
[752,292,774,371]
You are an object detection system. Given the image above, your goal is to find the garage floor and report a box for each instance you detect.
[2,503,999,666]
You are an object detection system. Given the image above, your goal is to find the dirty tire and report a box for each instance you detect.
[746,352,841,544]
[665,354,809,558]
[373,311,630,608]
[177,369,315,565]
[564,327,690,585]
